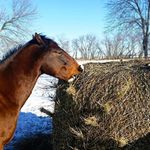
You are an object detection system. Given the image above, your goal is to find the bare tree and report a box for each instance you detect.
[0,0,36,51]
[101,33,139,59]
[72,34,102,59]
[125,33,142,58]
[106,0,150,58]
[101,34,125,59]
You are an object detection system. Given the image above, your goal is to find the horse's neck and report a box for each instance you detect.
[0,45,42,110]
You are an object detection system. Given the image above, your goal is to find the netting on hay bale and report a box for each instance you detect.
[53,61,150,150]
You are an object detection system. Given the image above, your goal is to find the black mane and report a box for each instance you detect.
[0,34,58,63]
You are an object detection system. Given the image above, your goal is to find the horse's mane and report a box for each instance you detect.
[0,45,23,63]
[0,35,58,63]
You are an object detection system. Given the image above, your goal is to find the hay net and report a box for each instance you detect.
[53,61,150,150]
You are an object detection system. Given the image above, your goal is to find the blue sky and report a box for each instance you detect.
[34,0,107,39]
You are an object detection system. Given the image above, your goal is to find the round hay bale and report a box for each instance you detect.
[53,61,150,150]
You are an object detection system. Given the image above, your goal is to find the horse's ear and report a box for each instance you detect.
[33,33,45,46]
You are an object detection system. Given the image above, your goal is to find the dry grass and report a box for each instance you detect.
[53,60,150,150]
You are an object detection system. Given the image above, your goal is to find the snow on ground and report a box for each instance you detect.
[21,75,57,116]
[4,59,124,150]
[77,59,122,64]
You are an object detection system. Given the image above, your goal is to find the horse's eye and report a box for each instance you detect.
[57,52,62,55]
[62,58,67,65]
[64,62,67,65]
[56,51,62,55]
[52,49,62,54]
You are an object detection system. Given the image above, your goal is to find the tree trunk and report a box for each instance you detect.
[143,36,148,59]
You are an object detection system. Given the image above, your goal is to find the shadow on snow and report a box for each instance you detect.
[4,112,52,150]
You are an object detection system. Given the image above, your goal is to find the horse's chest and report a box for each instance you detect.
[0,109,18,144]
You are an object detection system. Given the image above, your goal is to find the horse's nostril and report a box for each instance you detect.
[78,65,83,72]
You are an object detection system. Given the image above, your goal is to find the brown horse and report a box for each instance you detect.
[0,33,82,150]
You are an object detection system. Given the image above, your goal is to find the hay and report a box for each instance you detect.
[53,61,150,150]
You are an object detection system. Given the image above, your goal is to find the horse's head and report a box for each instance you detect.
[34,33,83,81]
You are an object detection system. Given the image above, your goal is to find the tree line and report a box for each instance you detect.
[59,0,150,59]
[106,0,150,59]
[0,0,150,59]
[57,33,143,60]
